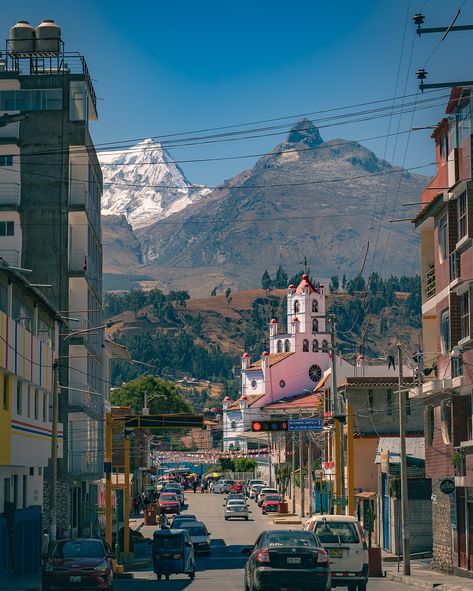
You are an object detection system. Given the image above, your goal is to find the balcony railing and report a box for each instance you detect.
[69,180,101,238]
[0,121,19,139]
[450,251,461,283]
[0,249,20,266]
[68,249,101,297]
[68,383,101,414]
[69,449,101,476]
[426,267,436,300]
[0,182,20,206]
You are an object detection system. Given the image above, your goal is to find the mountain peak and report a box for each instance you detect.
[287,118,323,147]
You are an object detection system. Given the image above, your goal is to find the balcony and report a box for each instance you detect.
[68,249,101,298]
[0,249,20,266]
[69,449,101,476]
[68,383,101,414]
[69,181,101,240]
[425,267,436,300]
[0,121,19,140]
[0,182,20,206]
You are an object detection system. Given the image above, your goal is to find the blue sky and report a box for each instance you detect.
[3,1,473,185]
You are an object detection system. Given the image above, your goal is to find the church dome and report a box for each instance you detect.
[270,318,278,324]
[224,396,231,401]
[292,316,299,322]
[242,352,250,358]
[262,351,269,357]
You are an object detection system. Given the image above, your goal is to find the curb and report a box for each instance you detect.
[384,571,473,591]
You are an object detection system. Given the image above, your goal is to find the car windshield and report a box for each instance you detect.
[160,494,177,501]
[174,515,196,523]
[228,501,246,506]
[267,532,317,548]
[154,535,182,549]
[51,541,104,558]
[183,526,207,536]
[314,522,360,544]
[265,496,281,502]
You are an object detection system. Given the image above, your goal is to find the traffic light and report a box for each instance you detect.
[251,420,288,432]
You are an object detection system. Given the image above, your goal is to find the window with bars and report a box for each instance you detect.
[460,291,470,340]
[457,191,468,241]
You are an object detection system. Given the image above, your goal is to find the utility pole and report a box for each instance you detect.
[307,437,313,516]
[49,362,59,541]
[330,315,345,512]
[268,432,273,487]
[299,431,305,517]
[291,432,296,514]
[105,412,113,549]
[398,343,411,575]
[123,436,130,556]
[347,403,355,516]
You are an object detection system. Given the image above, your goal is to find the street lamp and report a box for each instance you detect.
[49,322,113,541]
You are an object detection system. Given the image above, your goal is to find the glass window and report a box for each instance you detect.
[16,380,22,415]
[368,389,374,413]
[461,291,470,340]
[312,300,318,313]
[426,404,435,447]
[26,385,31,418]
[6,222,14,236]
[438,214,448,262]
[0,89,62,111]
[293,300,300,314]
[312,339,319,352]
[457,192,468,240]
[441,399,452,445]
[0,156,13,167]
[69,81,88,121]
[312,318,319,333]
[322,339,329,353]
[303,339,309,352]
[440,134,448,162]
[52,540,104,559]
[314,522,359,544]
[440,309,450,354]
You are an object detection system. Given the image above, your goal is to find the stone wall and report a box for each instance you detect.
[43,479,70,534]
[431,479,453,573]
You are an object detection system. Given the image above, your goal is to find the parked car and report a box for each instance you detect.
[221,479,235,493]
[224,499,251,521]
[159,493,180,515]
[224,493,246,503]
[171,514,198,528]
[249,483,266,499]
[212,481,225,494]
[242,529,330,591]
[42,539,114,591]
[246,479,265,497]
[152,528,195,581]
[304,515,368,591]
[261,494,282,514]
[178,521,212,554]
[257,487,279,507]
[230,481,244,493]
[162,483,184,506]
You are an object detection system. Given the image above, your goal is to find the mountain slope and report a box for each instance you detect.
[132,120,428,291]
[100,139,210,229]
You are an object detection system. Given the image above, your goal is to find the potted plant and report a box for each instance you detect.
[366,501,383,577]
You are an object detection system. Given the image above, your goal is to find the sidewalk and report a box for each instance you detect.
[385,562,473,591]
[2,573,40,591]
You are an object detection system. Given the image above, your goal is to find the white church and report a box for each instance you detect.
[222,274,354,451]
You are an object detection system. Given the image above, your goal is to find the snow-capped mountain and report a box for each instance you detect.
[99,139,210,230]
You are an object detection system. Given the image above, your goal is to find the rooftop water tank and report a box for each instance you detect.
[35,19,61,53]
[10,21,35,53]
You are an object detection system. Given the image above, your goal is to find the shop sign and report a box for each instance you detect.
[439,478,455,495]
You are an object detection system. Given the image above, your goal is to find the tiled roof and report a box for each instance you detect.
[413,192,444,226]
[296,273,318,294]
[228,393,265,410]
[246,352,294,370]
[264,391,321,410]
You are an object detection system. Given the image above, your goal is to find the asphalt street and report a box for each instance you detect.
[116,491,417,591]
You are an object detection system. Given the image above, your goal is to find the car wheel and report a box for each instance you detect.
[157,574,162,580]
[165,574,170,581]
[189,571,195,579]
[244,573,250,591]
[357,582,367,591]
[245,517,248,521]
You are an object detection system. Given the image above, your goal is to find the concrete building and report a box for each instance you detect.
[415,86,473,575]
[0,21,104,537]
[0,264,63,578]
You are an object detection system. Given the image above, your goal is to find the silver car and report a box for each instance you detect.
[224,500,250,521]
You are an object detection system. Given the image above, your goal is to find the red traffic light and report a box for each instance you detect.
[251,420,288,432]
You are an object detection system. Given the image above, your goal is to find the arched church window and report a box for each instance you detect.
[322,339,329,353]
[277,340,283,353]
[313,339,319,352]
[284,339,291,353]
[312,300,318,313]
[303,339,309,352]
[293,300,300,314]
[312,318,318,333]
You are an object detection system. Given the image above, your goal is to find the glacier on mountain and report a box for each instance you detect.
[99,138,209,229]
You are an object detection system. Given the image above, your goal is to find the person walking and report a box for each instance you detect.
[192,480,198,494]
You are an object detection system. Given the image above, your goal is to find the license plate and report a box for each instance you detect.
[69,576,81,583]
[330,549,343,558]
[287,557,301,564]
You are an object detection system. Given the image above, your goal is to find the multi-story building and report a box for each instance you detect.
[415,86,473,575]
[0,20,104,537]
[0,264,62,578]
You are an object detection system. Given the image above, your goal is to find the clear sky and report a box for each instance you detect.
[2,1,472,185]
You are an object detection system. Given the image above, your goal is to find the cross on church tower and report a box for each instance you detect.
[300,256,310,275]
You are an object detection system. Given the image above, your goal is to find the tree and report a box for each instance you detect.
[329,275,339,292]
[111,374,192,414]
[210,286,218,296]
[342,274,347,290]
[225,287,232,303]
[219,458,234,472]
[261,270,272,291]
[233,457,257,473]
[274,265,288,289]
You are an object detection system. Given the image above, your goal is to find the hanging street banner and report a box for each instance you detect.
[288,418,323,432]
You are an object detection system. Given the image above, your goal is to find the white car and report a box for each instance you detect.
[304,515,368,591]
[246,479,265,496]
[249,483,266,499]
[212,481,225,494]
[224,499,250,521]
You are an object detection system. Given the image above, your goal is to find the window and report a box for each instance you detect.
[293,300,300,314]
[16,380,22,415]
[438,214,448,262]
[303,339,309,352]
[426,404,435,447]
[22,474,27,508]
[26,386,31,418]
[457,191,468,240]
[312,318,319,333]
[440,134,448,162]
[0,221,15,237]
[0,89,63,111]
[34,388,39,420]
[29,467,34,476]
[386,389,392,416]
[69,81,89,121]
[3,374,8,410]
[277,340,283,353]
[441,399,452,445]
[312,300,318,313]
[284,339,291,353]
[42,392,48,422]
[308,364,322,383]
[312,339,319,352]
[440,309,450,354]
[368,389,374,414]
[461,291,470,340]
[0,155,13,167]
[322,339,329,353]
[13,474,18,509]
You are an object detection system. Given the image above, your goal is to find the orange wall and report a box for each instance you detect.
[353,438,378,492]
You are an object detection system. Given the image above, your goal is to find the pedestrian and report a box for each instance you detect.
[42,528,49,560]
[143,494,150,510]
[160,513,168,529]
[132,496,140,516]
[192,480,198,494]
[200,480,206,494]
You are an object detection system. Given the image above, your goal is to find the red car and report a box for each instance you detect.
[262,494,282,514]
[230,481,244,493]
[159,493,180,514]
[42,538,113,591]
